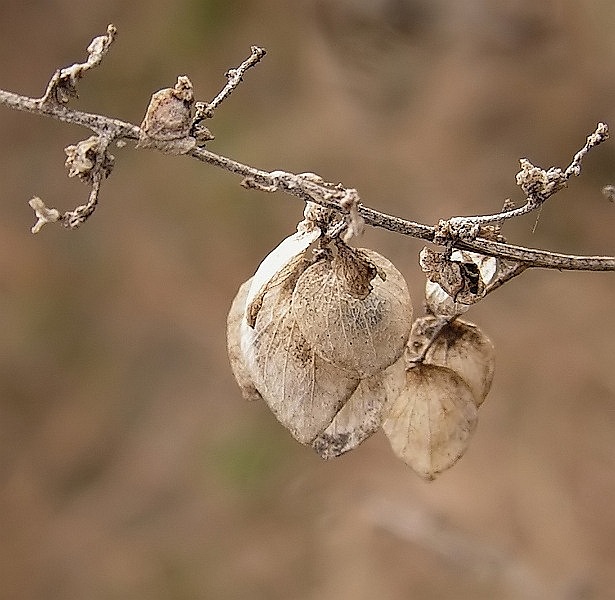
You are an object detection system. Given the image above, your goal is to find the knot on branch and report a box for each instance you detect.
[433,218,481,246]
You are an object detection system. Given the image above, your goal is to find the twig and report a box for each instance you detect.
[40,24,117,105]
[195,45,267,120]
[442,123,609,231]
[0,25,612,273]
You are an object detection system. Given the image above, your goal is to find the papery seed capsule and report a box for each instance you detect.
[291,243,413,378]
[241,250,360,445]
[409,316,495,407]
[382,364,478,480]
[226,277,262,402]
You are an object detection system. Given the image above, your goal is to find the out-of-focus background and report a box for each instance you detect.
[0,1,614,598]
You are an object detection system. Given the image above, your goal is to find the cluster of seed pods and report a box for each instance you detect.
[227,221,496,479]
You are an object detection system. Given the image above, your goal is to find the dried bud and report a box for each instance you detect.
[291,243,413,377]
[137,75,197,155]
[64,136,114,183]
[382,364,478,480]
[409,317,495,406]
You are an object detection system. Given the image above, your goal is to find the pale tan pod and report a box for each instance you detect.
[226,277,262,402]
[246,227,321,320]
[382,364,478,480]
[410,316,495,407]
[291,244,413,378]
[241,253,361,445]
[312,355,406,459]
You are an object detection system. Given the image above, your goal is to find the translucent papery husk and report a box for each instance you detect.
[226,277,262,402]
[410,316,495,407]
[382,364,478,480]
[424,279,470,319]
[424,250,498,318]
[241,252,361,445]
[312,355,406,459]
[246,227,321,325]
[291,244,413,378]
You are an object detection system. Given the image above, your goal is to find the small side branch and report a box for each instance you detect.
[195,45,267,120]
[440,123,609,232]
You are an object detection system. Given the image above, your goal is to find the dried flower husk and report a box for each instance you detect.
[422,249,498,318]
[409,316,495,407]
[226,277,262,402]
[382,364,478,480]
[312,355,406,459]
[291,243,413,378]
[241,248,361,445]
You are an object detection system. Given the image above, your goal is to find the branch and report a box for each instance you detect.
[0,25,612,274]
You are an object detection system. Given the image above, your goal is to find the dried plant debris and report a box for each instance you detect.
[409,316,495,407]
[226,225,497,476]
[421,248,498,317]
[382,364,478,480]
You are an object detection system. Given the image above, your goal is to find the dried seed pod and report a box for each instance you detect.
[246,227,321,326]
[241,250,361,445]
[312,355,406,459]
[422,249,498,318]
[409,316,495,407]
[291,243,413,378]
[382,364,478,480]
[226,277,262,402]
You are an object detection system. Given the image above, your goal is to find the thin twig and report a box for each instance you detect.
[444,123,609,229]
[0,26,612,272]
[195,45,267,119]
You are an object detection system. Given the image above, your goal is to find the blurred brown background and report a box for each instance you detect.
[0,1,614,598]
